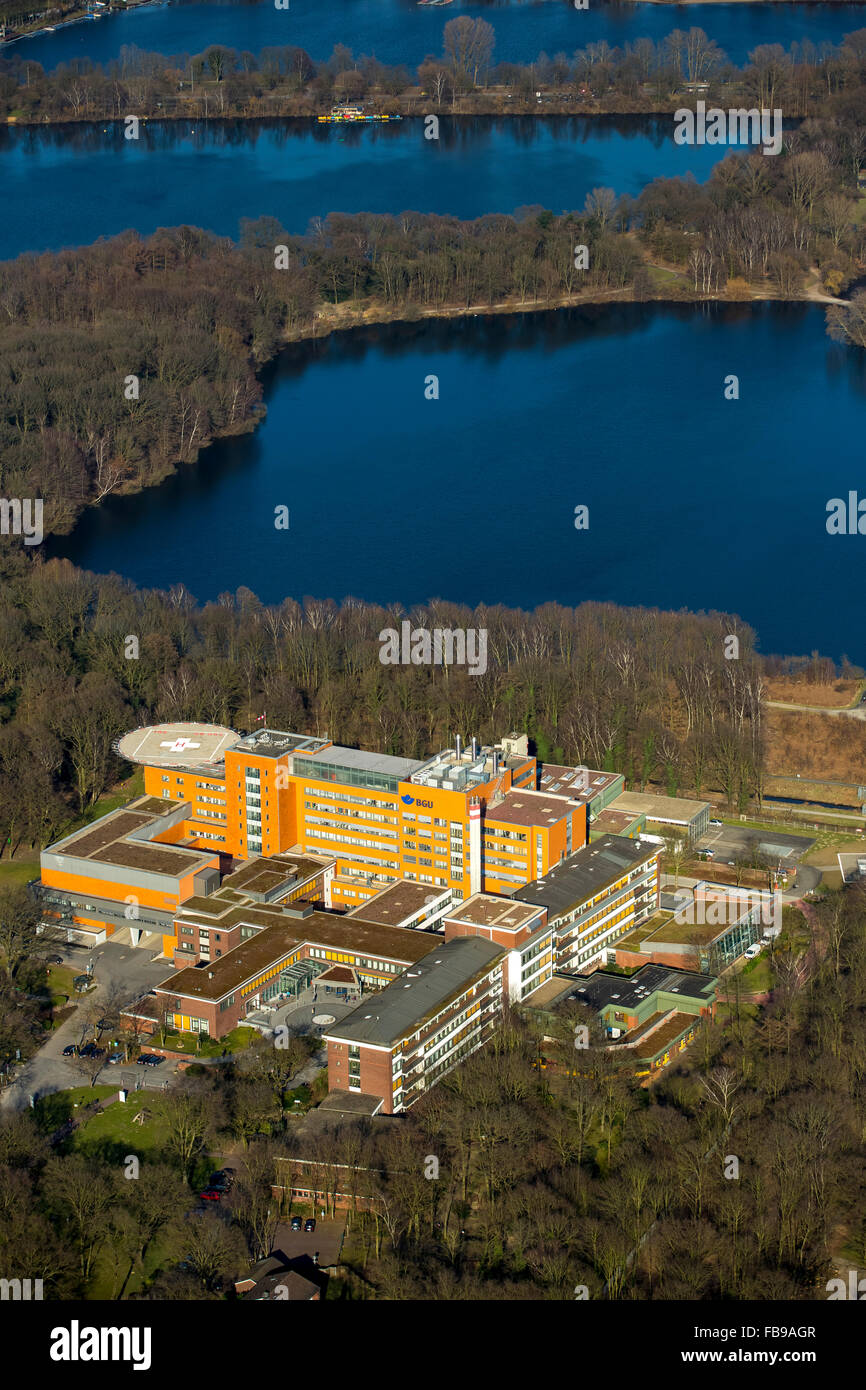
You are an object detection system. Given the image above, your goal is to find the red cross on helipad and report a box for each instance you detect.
[160,738,201,753]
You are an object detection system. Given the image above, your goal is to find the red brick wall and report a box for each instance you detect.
[327,1039,395,1113]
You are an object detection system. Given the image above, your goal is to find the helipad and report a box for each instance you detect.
[116,723,238,770]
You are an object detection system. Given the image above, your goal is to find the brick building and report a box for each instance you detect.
[324,936,507,1114]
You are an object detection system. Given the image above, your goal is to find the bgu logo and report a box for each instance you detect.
[401,795,433,809]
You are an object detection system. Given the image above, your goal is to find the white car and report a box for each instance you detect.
[709,819,723,828]
[743,943,762,960]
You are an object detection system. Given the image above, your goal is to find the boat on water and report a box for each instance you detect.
[318,105,402,123]
[418,1,454,6]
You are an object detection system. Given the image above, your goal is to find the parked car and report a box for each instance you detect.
[743,943,762,960]
[709,818,723,827]
[290,1216,303,1231]
[208,1170,234,1193]
[199,1189,221,1203]
[62,1044,78,1057]
[304,1218,316,1233]
[79,1044,104,1059]
[137,1053,164,1066]
[107,1053,125,1065]
[46,954,64,965]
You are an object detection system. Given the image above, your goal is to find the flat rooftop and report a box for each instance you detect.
[609,791,711,823]
[485,789,574,829]
[161,911,439,1001]
[566,964,717,1012]
[591,809,642,834]
[221,852,332,898]
[446,893,544,933]
[233,729,329,760]
[537,766,620,803]
[347,881,447,926]
[410,742,532,794]
[514,834,657,917]
[46,798,216,877]
[323,936,506,1047]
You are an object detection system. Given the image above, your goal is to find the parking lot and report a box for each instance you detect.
[697,825,815,866]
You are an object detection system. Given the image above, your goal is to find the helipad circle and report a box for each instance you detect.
[116,722,238,770]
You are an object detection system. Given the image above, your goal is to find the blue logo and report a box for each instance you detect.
[401,794,414,805]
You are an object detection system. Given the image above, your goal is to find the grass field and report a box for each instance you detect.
[71,1089,172,1162]
[149,1025,258,1057]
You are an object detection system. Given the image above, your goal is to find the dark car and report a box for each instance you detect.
[138,1053,164,1066]
[304,1218,316,1233]
[79,1044,104,1059]
[290,1216,302,1231]
[46,955,64,965]
[62,1044,78,1057]
[199,1189,221,1203]
[208,1170,233,1193]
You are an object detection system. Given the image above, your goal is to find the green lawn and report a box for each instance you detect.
[150,1025,257,1057]
[0,856,40,888]
[46,963,77,1001]
[71,1089,172,1163]
[33,1085,117,1134]
[738,953,774,993]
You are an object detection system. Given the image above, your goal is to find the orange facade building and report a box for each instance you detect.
[138,726,587,909]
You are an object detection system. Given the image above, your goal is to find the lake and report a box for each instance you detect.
[9,0,866,72]
[48,301,866,663]
[0,115,759,259]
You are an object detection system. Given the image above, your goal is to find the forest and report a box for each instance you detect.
[1,885,863,1299]
[6,21,866,120]
[0,544,815,863]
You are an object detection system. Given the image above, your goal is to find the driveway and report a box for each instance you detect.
[1,938,170,1112]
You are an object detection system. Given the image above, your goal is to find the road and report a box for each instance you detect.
[766,699,866,720]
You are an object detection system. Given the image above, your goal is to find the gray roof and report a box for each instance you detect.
[514,834,656,917]
[565,963,717,1012]
[324,937,505,1047]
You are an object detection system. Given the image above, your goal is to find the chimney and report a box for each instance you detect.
[455,735,462,760]
[471,736,478,759]
[492,749,499,775]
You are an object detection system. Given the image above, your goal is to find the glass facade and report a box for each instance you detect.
[302,760,402,793]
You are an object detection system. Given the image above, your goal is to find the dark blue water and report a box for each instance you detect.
[49,302,866,662]
[0,115,760,259]
[8,0,866,72]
